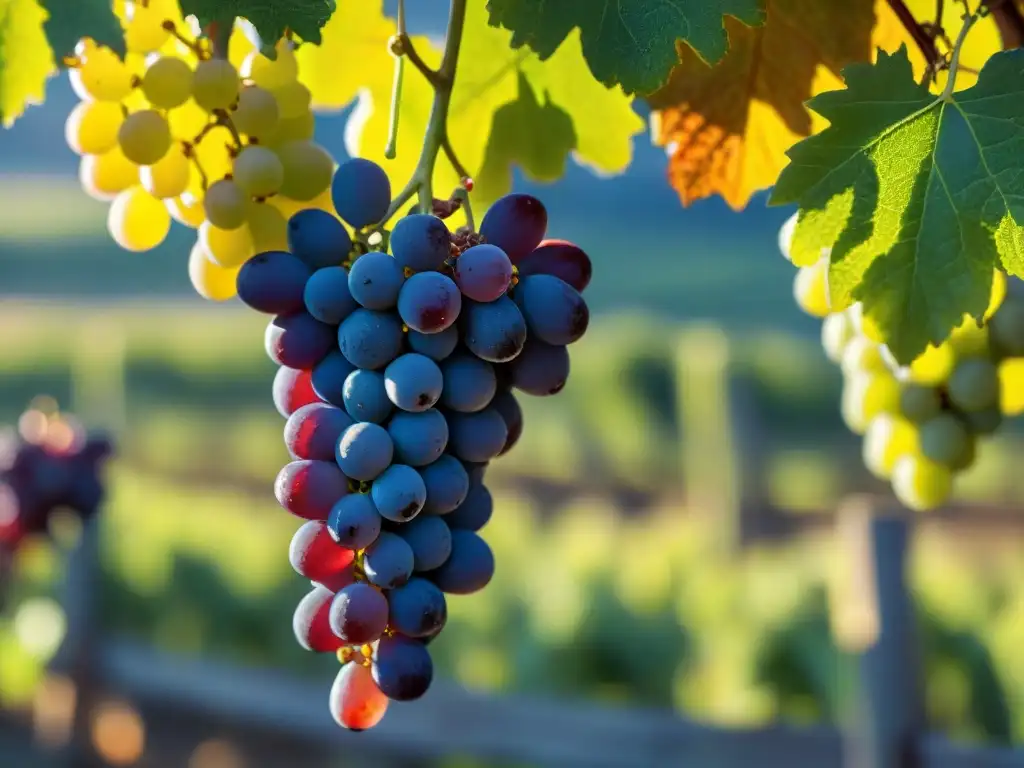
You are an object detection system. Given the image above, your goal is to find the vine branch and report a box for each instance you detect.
[886,0,944,80]
[987,0,1024,49]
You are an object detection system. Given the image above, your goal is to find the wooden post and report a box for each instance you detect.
[832,496,925,768]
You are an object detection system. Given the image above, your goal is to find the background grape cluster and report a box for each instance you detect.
[63,1,333,300]
[233,155,592,730]
[782,215,1024,511]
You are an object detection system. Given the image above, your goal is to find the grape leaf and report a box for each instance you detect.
[770,46,1024,364]
[485,0,766,95]
[37,0,124,59]
[179,0,335,46]
[648,0,918,211]
[0,0,55,127]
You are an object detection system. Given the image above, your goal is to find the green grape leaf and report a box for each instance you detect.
[485,0,766,95]
[0,0,55,127]
[37,0,124,59]
[770,46,1024,364]
[179,0,336,46]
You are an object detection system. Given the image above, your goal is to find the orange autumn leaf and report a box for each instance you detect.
[648,0,924,210]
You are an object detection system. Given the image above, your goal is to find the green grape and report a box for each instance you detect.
[821,311,856,363]
[862,414,917,480]
[999,358,1024,416]
[203,178,248,230]
[276,140,334,201]
[232,86,280,139]
[107,187,171,252]
[948,317,990,359]
[947,358,999,412]
[65,100,123,156]
[265,110,315,146]
[898,383,942,423]
[233,146,284,197]
[166,194,205,228]
[962,406,1002,435]
[247,200,289,251]
[79,147,138,201]
[124,3,171,53]
[119,110,172,165]
[841,370,900,435]
[193,59,240,111]
[841,336,889,376]
[892,455,953,512]
[141,56,194,109]
[792,259,830,318]
[140,144,191,199]
[189,241,239,301]
[907,341,955,385]
[240,40,299,90]
[200,219,254,268]
[988,295,1024,357]
[273,81,311,120]
[777,212,796,262]
[69,43,134,102]
[919,413,975,470]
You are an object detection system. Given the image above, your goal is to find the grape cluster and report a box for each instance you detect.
[63,4,331,299]
[239,158,592,730]
[781,214,1024,511]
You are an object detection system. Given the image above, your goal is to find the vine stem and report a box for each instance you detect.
[379,0,469,221]
[941,8,979,99]
[384,0,408,160]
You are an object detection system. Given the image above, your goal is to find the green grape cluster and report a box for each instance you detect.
[780,213,1024,511]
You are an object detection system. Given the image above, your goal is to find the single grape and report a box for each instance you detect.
[907,341,955,385]
[385,354,444,412]
[347,252,405,310]
[440,353,497,412]
[777,212,797,261]
[119,110,172,165]
[107,187,171,252]
[841,371,901,435]
[510,339,570,396]
[821,311,856,364]
[274,80,312,119]
[446,409,508,464]
[275,460,350,520]
[963,406,1002,435]
[462,461,488,489]
[241,41,299,90]
[398,515,452,572]
[390,214,452,272]
[124,3,171,52]
[388,409,449,467]
[948,358,999,412]
[168,194,205,228]
[408,326,459,361]
[193,58,240,111]
[232,86,280,139]
[337,309,405,370]
[141,56,193,109]
[418,454,469,515]
[293,585,344,653]
[919,413,975,470]
[273,367,321,418]
[327,493,382,550]
[288,208,353,270]
[387,578,447,638]
[204,178,248,229]
[988,295,1024,357]
[233,146,285,197]
[479,193,547,263]
[265,312,335,369]
[454,244,513,302]
[891,455,953,512]
[898,383,943,423]
[372,635,434,701]
[335,422,394,482]
[285,402,354,461]
[65,100,123,156]
[79,147,137,201]
[461,297,527,363]
[490,389,523,454]
[266,111,315,145]
[289,520,355,585]
[277,140,334,201]
[302,267,355,326]
[139,145,190,199]
[330,662,389,732]
[342,369,394,424]
[515,239,592,292]
[429,529,494,595]
[444,483,492,531]
[311,351,357,407]
[329,583,389,645]
[331,157,392,228]
[362,531,415,588]
[188,242,239,301]
[397,272,463,334]
[236,250,313,314]
[70,45,133,101]
[371,465,428,523]
[949,319,991,360]
[793,260,830,318]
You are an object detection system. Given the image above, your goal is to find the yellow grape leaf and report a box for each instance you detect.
[0,0,55,127]
[648,0,922,211]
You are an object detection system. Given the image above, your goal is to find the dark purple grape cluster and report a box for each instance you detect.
[236,158,592,730]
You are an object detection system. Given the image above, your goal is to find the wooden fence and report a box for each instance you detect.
[0,495,1014,768]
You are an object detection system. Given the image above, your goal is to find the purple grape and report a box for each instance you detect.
[335,422,394,481]
[479,193,547,263]
[516,239,592,292]
[304,266,358,324]
[329,582,389,644]
[460,297,526,363]
[385,353,443,412]
[372,635,434,701]
[289,520,355,585]
[294,585,344,652]
[265,312,335,369]
[362,531,415,588]
[462,461,488,488]
[489,389,523,455]
[387,409,449,467]
[288,209,353,270]
[284,402,354,461]
[327,493,383,550]
[273,367,321,417]
[387,578,447,638]
[390,214,451,272]
[342,369,393,424]
[444,483,492,532]
[398,514,452,572]
[453,244,513,301]
[429,529,494,595]
[513,274,589,345]
[311,351,357,407]
[446,409,508,463]
[440,352,497,413]
[418,454,469,514]
[397,272,462,334]
[275,460,350,520]
[236,250,312,314]
[331,158,391,229]
[511,339,570,396]
[371,464,427,522]
[408,326,459,361]
[337,308,405,370]
[348,251,405,310]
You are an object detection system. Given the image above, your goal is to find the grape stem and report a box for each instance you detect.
[941,7,979,100]
[378,0,470,223]
[384,0,408,161]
